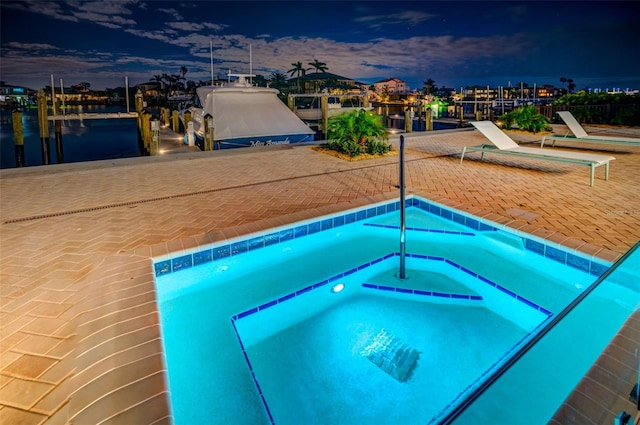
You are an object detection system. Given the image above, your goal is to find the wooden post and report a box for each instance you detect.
[36,90,50,165]
[142,111,151,154]
[54,119,64,163]
[150,118,159,156]
[321,96,328,139]
[287,96,294,111]
[51,98,64,163]
[135,90,144,151]
[204,113,214,151]
[458,105,464,124]
[404,109,412,133]
[425,108,433,131]
[183,110,191,136]
[163,107,170,127]
[12,110,25,167]
[363,95,370,108]
[172,110,180,133]
[135,90,144,116]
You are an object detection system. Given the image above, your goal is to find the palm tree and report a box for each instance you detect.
[287,61,306,93]
[186,80,197,94]
[307,59,328,93]
[307,59,328,74]
[180,66,188,80]
[423,78,436,96]
[161,73,171,96]
[269,71,287,91]
[567,78,575,93]
[560,77,567,93]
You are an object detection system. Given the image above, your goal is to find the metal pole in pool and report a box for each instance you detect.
[399,135,407,279]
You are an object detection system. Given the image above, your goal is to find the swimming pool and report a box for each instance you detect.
[153,196,636,424]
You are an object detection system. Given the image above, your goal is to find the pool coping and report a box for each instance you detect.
[152,195,612,279]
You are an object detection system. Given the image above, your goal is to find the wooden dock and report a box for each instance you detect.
[157,125,201,154]
[47,112,138,121]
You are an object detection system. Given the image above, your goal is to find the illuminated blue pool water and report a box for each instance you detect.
[153,196,633,425]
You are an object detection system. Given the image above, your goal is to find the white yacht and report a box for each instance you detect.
[181,73,314,149]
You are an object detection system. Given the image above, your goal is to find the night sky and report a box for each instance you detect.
[1,0,639,92]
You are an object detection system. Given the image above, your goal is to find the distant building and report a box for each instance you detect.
[136,81,163,98]
[0,82,32,107]
[536,84,556,99]
[292,72,368,94]
[373,78,407,94]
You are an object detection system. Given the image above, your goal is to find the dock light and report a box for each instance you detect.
[331,283,345,293]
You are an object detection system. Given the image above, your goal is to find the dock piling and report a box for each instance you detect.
[404,109,412,133]
[321,96,328,139]
[183,110,191,136]
[37,90,50,165]
[172,110,179,133]
[135,90,144,152]
[53,99,64,163]
[150,118,160,155]
[142,111,151,154]
[204,114,214,151]
[12,110,25,167]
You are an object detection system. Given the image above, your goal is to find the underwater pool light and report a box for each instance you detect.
[331,283,345,293]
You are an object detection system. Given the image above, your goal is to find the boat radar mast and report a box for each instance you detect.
[227,72,256,87]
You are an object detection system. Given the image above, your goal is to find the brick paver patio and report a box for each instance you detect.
[1,125,639,424]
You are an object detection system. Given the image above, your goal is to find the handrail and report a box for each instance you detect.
[399,135,406,279]
[437,241,640,424]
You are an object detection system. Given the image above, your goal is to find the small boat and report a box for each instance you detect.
[290,93,373,122]
[180,73,314,149]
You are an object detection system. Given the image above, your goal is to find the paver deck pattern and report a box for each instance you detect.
[1,124,639,424]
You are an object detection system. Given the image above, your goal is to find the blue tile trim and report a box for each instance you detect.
[153,197,609,279]
[362,282,484,302]
[231,252,552,321]
[171,255,192,272]
[154,260,171,276]
[363,223,476,237]
[193,249,212,266]
[229,319,275,425]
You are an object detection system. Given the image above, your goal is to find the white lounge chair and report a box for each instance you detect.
[461,121,615,187]
[541,111,640,147]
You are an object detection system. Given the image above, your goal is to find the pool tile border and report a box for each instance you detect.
[154,197,610,279]
[231,253,552,322]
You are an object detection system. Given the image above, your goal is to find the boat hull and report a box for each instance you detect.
[188,131,314,150]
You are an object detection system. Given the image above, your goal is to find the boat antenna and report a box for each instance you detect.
[210,40,214,86]
[249,43,252,85]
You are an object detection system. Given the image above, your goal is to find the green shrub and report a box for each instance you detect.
[499,106,552,133]
[326,139,363,157]
[553,91,639,106]
[326,109,389,157]
[570,107,605,124]
[611,109,640,126]
[365,140,391,155]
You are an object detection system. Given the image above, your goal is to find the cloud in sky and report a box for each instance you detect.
[1,1,638,91]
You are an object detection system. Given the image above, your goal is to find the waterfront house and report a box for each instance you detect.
[0,82,32,108]
[292,72,369,94]
[373,78,408,95]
